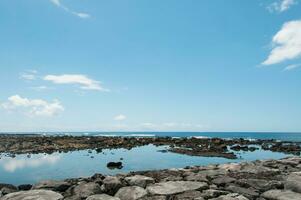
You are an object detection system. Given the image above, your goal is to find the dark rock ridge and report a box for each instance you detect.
[0,135,300,159]
[1,157,301,199]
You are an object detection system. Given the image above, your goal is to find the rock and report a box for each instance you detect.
[236,179,283,192]
[0,184,18,195]
[107,162,123,169]
[17,184,32,191]
[225,185,259,199]
[212,176,235,187]
[32,180,71,192]
[125,175,155,188]
[87,194,120,200]
[147,181,208,195]
[101,176,123,195]
[284,172,301,193]
[0,189,63,200]
[115,186,147,200]
[184,172,208,182]
[200,189,229,199]
[210,193,249,200]
[72,182,102,199]
[172,190,203,200]
[230,145,258,152]
[140,196,166,200]
[261,189,301,200]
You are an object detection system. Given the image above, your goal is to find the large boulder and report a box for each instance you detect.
[200,189,229,199]
[235,179,283,192]
[261,189,301,200]
[115,186,147,200]
[71,182,102,199]
[0,184,18,195]
[0,189,63,200]
[101,176,123,195]
[225,185,259,199]
[147,181,208,195]
[87,194,120,200]
[32,180,71,192]
[125,175,155,188]
[284,172,301,193]
[173,190,203,200]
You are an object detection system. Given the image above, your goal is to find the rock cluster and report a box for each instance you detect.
[1,156,301,200]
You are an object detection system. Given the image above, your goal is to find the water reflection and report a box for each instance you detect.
[0,155,61,172]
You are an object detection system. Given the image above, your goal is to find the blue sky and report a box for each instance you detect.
[0,0,301,132]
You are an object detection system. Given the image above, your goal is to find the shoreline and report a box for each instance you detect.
[0,156,301,199]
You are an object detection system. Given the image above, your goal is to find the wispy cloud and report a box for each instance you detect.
[267,0,298,13]
[1,95,64,117]
[19,70,38,80]
[43,74,109,92]
[283,63,301,71]
[262,19,301,66]
[114,114,127,121]
[49,0,91,19]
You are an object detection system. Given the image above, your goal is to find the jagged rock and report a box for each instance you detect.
[225,185,259,199]
[184,172,208,182]
[261,189,301,200]
[236,179,283,192]
[32,180,71,192]
[284,172,301,193]
[140,196,166,200]
[125,175,155,188]
[87,194,121,200]
[107,162,123,169]
[200,189,229,199]
[210,193,249,200]
[172,190,203,200]
[17,184,32,191]
[115,186,147,200]
[71,182,102,199]
[0,189,63,200]
[147,181,208,195]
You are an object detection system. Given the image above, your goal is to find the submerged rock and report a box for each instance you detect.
[0,189,63,200]
[107,162,123,170]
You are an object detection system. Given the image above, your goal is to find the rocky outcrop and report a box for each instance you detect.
[0,189,63,200]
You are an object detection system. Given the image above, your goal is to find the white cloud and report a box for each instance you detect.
[1,155,60,172]
[1,95,64,117]
[262,19,301,66]
[20,70,38,80]
[43,74,109,91]
[49,0,91,19]
[114,114,126,121]
[267,0,297,13]
[283,63,301,71]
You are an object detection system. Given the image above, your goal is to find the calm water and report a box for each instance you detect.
[0,144,296,185]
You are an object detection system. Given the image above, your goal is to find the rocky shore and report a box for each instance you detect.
[0,135,300,159]
[0,156,301,200]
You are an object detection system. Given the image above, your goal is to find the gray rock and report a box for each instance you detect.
[261,189,301,200]
[125,175,155,188]
[87,194,121,200]
[0,184,18,195]
[115,186,147,200]
[212,177,235,187]
[101,176,123,195]
[147,181,208,195]
[210,193,249,200]
[284,172,301,193]
[236,179,283,192]
[0,189,63,200]
[72,182,102,199]
[140,196,166,200]
[184,172,208,182]
[200,189,229,199]
[225,185,259,199]
[32,180,71,192]
[173,190,203,200]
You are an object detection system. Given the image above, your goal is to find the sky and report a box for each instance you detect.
[0,0,301,132]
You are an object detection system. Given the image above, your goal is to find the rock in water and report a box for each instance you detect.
[261,189,301,200]
[115,186,147,200]
[87,194,120,200]
[125,175,155,188]
[146,181,208,195]
[0,189,63,200]
[107,162,123,169]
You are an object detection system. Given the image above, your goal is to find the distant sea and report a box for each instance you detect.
[2,132,301,142]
